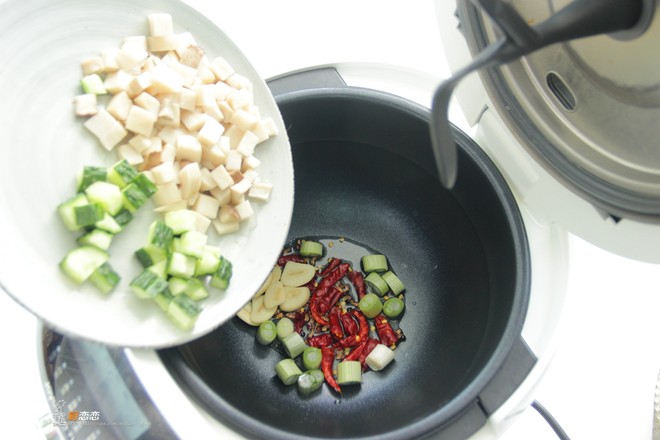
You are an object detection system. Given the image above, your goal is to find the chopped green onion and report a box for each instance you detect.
[276,317,294,341]
[365,272,389,296]
[365,344,395,371]
[256,320,277,345]
[381,271,405,294]
[361,254,388,273]
[302,346,322,370]
[297,369,324,394]
[275,358,302,385]
[299,240,323,257]
[337,360,362,385]
[282,332,306,358]
[383,297,405,319]
[358,293,383,319]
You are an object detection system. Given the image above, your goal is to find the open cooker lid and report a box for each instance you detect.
[455,0,660,222]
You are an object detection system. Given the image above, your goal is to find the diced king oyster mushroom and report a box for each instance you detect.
[76,12,276,243]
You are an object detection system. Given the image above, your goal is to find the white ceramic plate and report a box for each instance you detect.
[0,0,294,348]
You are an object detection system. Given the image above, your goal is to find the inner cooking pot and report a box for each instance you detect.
[160,68,534,439]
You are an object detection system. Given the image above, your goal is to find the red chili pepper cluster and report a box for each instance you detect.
[276,244,405,394]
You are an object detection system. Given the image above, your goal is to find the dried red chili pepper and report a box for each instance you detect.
[352,309,369,341]
[317,286,345,315]
[347,270,367,299]
[321,347,341,394]
[357,338,380,371]
[277,254,306,267]
[340,312,358,336]
[336,334,363,348]
[309,298,329,326]
[374,313,399,347]
[344,340,367,362]
[329,307,344,340]
[315,263,350,296]
[319,257,342,276]
[292,310,306,334]
[307,333,334,348]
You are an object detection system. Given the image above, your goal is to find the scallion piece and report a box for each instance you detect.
[337,360,362,385]
[256,320,277,345]
[275,358,302,385]
[302,346,322,370]
[361,254,388,273]
[297,369,324,394]
[276,317,294,341]
[365,272,389,296]
[282,332,306,358]
[299,240,323,257]
[381,271,405,295]
[365,344,395,371]
[358,293,383,319]
[383,297,405,319]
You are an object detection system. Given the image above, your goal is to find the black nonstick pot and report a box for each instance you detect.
[159,68,536,440]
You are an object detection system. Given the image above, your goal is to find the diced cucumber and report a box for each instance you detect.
[145,260,167,279]
[107,159,138,188]
[121,183,149,213]
[147,221,174,249]
[164,209,197,235]
[154,288,174,311]
[135,246,168,267]
[85,181,123,215]
[131,173,157,198]
[210,256,232,290]
[77,166,107,192]
[176,230,207,258]
[94,213,123,234]
[74,203,105,228]
[166,295,202,330]
[77,229,113,251]
[81,74,107,95]
[182,277,209,301]
[194,247,221,276]
[57,194,90,231]
[129,269,168,299]
[59,246,109,284]
[88,262,121,294]
[113,209,134,227]
[168,276,189,296]
[167,252,196,278]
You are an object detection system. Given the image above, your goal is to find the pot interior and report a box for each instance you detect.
[159,88,529,439]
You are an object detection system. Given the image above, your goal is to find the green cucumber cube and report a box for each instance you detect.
[183,277,209,301]
[88,262,121,294]
[164,209,197,235]
[210,256,232,290]
[167,295,202,330]
[194,247,221,276]
[85,181,123,215]
[113,209,134,227]
[74,203,105,228]
[94,213,122,234]
[167,252,196,278]
[129,269,168,299]
[57,194,90,231]
[107,160,138,188]
[176,230,207,258]
[147,260,168,279]
[77,166,107,192]
[154,288,174,312]
[77,229,113,251]
[81,74,107,95]
[131,173,157,198]
[121,183,149,213]
[168,277,190,296]
[147,221,174,249]
[59,246,109,284]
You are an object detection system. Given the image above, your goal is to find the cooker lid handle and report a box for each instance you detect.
[431,0,644,189]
